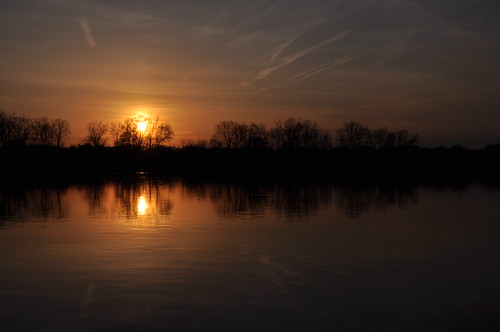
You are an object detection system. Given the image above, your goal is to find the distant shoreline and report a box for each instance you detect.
[1,145,499,186]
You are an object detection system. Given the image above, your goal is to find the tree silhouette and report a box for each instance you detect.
[111,118,139,147]
[0,111,31,147]
[211,120,240,148]
[282,118,324,149]
[268,124,285,150]
[335,121,370,149]
[111,116,174,148]
[370,127,390,149]
[144,117,174,148]
[31,117,59,146]
[246,122,268,149]
[30,117,71,147]
[209,118,331,150]
[85,121,108,147]
[395,129,418,147]
[52,119,71,147]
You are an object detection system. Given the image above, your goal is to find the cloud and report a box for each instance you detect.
[255,29,351,81]
[78,16,96,48]
[254,56,356,94]
[269,34,298,64]
[226,30,267,48]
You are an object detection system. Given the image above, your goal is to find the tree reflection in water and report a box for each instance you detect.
[112,178,174,223]
[1,179,421,225]
[335,185,418,218]
[181,182,418,219]
[0,186,69,224]
[83,182,107,218]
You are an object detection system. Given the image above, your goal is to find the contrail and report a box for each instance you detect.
[254,56,356,94]
[269,18,327,64]
[78,16,96,48]
[256,29,351,81]
[269,34,298,64]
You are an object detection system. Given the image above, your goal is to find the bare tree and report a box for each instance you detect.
[233,123,248,149]
[395,129,418,147]
[111,118,139,147]
[0,111,14,146]
[85,121,108,147]
[209,138,223,148]
[211,121,270,149]
[277,118,323,149]
[335,121,370,149]
[369,127,389,149]
[31,117,56,146]
[319,131,333,149]
[111,116,174,148]
[247,122,268,148]
[109,122,121,146]
[282,118,302,149]
[298,119,321,149]
[13,116,32,146]
[52,118,71,147]
[211,121,239,148]
[0,111,32,147]
[268,121,285,150]
[1,112,74,147]
[145,117,174,148]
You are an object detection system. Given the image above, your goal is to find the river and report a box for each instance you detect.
[1,178,499,331]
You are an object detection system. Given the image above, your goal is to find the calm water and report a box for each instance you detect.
[1,178,500,331]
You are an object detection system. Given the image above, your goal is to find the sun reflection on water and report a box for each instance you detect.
[137,195,149,216]
[109,181,175,225]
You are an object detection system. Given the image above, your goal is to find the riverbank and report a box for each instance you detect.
[1,146,499,186]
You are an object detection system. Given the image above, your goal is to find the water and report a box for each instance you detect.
[1,178,500,331]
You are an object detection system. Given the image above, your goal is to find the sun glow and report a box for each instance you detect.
[137,120,148,132]
[134,114,149,132]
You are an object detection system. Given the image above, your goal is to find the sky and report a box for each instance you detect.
[1,0,499,147]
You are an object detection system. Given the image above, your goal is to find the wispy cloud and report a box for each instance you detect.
[254,56,356,94]
[269,34,298,64]
[258,29,351,80]
[78,15,96,48]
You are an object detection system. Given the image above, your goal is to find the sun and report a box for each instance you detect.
[137,120,148,132]
[135,115,149,132]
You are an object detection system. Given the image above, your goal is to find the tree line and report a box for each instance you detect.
[0,111,174,149]
[203,118,418,150]
[87,116,174,149]
[1,110,418,150]
[0,111,71,147]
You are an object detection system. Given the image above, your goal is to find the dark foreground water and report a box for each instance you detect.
[1,178,500,331]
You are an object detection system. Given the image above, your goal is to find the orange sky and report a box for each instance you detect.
[1,1,499,147]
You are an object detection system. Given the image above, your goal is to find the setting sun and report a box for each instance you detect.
[135,115,149,133]
[137,121,148,132]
